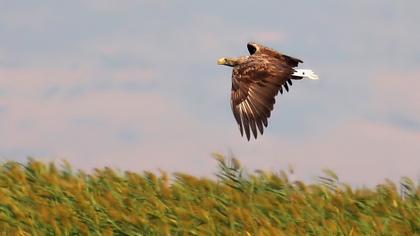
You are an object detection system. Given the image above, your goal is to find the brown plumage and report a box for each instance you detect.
[218,42,305,140]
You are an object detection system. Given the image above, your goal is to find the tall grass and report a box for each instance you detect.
[0,155,418,235]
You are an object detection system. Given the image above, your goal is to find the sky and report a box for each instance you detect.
[1,1,419,185]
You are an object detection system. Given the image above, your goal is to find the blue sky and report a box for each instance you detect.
[1,1,419,185]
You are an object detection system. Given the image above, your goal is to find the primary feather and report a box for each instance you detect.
[218,42,317,140]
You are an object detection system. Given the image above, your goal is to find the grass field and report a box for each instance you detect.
[0,154,418,235]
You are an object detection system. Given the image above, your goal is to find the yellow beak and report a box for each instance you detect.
[217,58,226,65]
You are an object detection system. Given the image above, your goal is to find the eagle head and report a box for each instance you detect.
[217,57,248,67]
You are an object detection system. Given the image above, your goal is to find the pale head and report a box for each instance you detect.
[217,56,248,67]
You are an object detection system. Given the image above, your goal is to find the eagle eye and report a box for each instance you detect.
[247,43,257,55]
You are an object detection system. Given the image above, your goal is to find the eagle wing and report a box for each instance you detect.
[231,55,296,140]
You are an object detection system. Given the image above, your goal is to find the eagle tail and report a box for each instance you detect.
[292,69,319,80]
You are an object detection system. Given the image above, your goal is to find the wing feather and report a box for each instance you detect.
[246,98,264,136]
[244,100,258,139]
[241,104,251,140]
[230,53,297,140]
[284,83,289,92]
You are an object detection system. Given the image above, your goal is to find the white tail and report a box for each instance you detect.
[292,69,319,80]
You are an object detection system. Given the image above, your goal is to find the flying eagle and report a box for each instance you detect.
[218,42,319,140]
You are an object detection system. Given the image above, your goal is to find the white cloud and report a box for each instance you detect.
[1,1,420,186]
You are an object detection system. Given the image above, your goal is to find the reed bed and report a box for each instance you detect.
[0,155,418,235]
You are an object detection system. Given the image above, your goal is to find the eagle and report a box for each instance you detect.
[218,42,319,140]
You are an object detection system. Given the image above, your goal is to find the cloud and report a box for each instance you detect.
[355,69,420,134]
[252,32,286,43]
[1,1,420,187]
[370,70,420,119]
[0,67,155,97]
[1,66,419,186]
[228,118,420,186]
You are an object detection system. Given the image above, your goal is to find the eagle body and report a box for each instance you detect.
[218,42,318,140]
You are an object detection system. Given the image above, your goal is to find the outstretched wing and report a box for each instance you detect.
[231,55,295,140]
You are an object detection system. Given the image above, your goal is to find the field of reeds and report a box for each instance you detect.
[0,154,418,235]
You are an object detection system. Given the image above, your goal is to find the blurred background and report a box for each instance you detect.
[1,1,419,185]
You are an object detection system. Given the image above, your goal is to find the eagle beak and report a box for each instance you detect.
[308,73,319,80]
[217,58,226,65]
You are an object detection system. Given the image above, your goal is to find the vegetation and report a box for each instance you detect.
[0,154,418,235]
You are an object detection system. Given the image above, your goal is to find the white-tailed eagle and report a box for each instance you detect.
[218,42,319,140]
